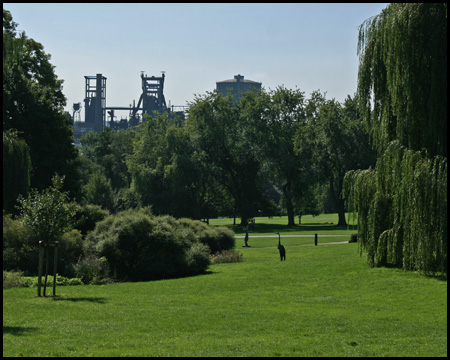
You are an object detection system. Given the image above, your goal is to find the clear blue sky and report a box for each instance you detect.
[5,3,388,120]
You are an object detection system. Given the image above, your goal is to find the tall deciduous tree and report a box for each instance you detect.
[79,127,135,191]
[3,129,31,213]
[3,9,78,195]
[187,92,270,224]
[344,3,447,275]
[127,113,211,219]
[309,96,376,226]
[243,87,308,226]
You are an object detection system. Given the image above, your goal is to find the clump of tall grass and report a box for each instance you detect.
[211,250,243,264]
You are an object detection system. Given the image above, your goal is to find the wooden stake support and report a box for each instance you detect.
[37,241,60,297]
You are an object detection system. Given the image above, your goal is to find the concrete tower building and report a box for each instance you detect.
[216,74,262,102]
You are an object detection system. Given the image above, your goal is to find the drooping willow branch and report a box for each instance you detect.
[346,3,447,275]
[343,141,447,275]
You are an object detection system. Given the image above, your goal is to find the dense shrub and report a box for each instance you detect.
[3,214,84,278]
[72,255,110,284]
[179,218,235,253]
[74,204,109,236]
[3,270,83,289]
[87,210,216,281]
[349,234,358,243]
[3,270,23,288]
[3,214,36,275]
[214,227,236,252]
[58,229,84,277]
[185,242,211,274]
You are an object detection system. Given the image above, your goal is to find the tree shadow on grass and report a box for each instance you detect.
[3,326,39,336]
[424,273,447,282]
[51,296,107,304]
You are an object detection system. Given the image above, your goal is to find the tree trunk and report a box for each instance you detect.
[337,208,347,226]
[330,175,347,226]
[53,244,58,296]
[43,247,49,297]
[37,244,44,297]
[283,182,295,226]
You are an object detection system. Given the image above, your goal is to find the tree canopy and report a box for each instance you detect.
[345,3,447,275]
[3,129,31,213]
[357,3,447,157]
[3,9,78,195]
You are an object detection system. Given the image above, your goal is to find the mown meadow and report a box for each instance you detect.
[3,216,447,357]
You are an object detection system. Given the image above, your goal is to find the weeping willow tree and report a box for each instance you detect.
[344,3,447,275]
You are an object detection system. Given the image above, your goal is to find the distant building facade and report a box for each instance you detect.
[216,74,262,102]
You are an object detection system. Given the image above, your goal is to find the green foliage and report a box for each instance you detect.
[3,213,36,274]
[2,270,23,288]
[298,95,376,226]
[7,174,84,276]
[187,91,272,223]
[72,255,110,284]
[178,218,235,254]
[128,113,209,218]
[348,4,447,275]
[57,229,84,277]
[243,87,310,225]
[79,128,135,190]
[16,175,77,244]
[3,9,79,194]
[211,249,243,264]
[184,242,211,275]
[344,142,447,274]
[3,130,31,214]
[357,3,447,157]
[3,212,85,277]
[82,171,115,211]
[73,203,110,237]
[87,209,217,281]
[3,270,83,288]
[349,233,358,243]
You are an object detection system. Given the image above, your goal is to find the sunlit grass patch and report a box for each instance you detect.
[3,244,446,357]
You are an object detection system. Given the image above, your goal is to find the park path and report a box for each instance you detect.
[239,241,350,249]
[234,234,349,238]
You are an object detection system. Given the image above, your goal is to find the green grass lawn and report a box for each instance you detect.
[209,213,358,236]
[3,243,447,356]
[234,235,349,248]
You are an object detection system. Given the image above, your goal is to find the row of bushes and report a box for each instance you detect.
[3,270,83,289]
[3,204,110,277]
[4,250,243,289]
[4,206,236,283]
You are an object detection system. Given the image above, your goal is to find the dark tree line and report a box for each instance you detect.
[3,9,79,207]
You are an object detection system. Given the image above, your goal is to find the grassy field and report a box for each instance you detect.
[210,213,358,236]
[213,213,357,248]
[3,235,447,356]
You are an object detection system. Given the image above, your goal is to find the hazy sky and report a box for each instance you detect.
[5,3,388,120]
